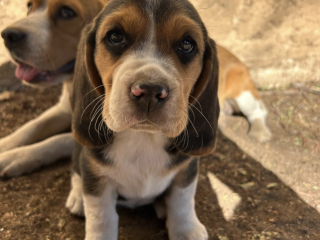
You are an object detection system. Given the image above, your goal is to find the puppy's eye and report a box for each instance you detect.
[57,6,77,19]
[108,30,125,45]
[179,39,195,53]
[27,2,33,13]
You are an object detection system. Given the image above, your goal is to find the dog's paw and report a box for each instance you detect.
[248,125,272,143]
[154,199,167,220]
[248,119,272,143]
[168,220,208,240]
[66,189,84,216]
[66,174,84,216]
[0,149,35,178]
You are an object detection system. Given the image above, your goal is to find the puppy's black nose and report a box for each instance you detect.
[1,28,26,48]
[130,83,169,114]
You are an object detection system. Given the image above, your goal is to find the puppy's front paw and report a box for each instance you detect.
[66,188,84,216]
[168,219,208,240]
[66,174,84,216]
[0,149,34,177]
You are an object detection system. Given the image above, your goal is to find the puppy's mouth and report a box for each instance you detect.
[130,121,159,132]
[14,60,75,83]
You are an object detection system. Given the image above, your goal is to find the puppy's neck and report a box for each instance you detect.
[106,129,170,165]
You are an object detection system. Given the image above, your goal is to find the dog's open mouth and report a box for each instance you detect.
[15,60,75,83]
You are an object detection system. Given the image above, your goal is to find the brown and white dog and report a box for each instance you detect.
[0,0,270,181]
[0,0,107,177]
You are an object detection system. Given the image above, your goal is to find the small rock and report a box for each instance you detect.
[266,183,278,189]
[58,219,65,228]
[240,182,255,190]
[237,168,247,175]
[0,91,13,101]
[217,235,229,240]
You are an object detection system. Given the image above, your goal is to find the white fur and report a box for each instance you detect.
[84,186,119,240]
[66,173,84,216]
[235,91,272,142]
[235,91,267,124]
[104,130,176,208]
[166,180,208,240]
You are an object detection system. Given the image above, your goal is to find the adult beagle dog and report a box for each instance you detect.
[68,0,218,239]
[0,0,107,177]
[0,0,270,180]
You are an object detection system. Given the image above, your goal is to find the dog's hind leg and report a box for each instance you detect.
[222,66,272,143]
[234,91,272,143]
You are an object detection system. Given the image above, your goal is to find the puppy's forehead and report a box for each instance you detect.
[98,0,205,32]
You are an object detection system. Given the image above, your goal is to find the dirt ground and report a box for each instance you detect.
[0,64,320,240]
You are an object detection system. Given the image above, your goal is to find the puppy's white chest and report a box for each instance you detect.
[105,131,175,205]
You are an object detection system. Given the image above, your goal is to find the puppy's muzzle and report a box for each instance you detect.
[1,28,27,50]
[130,82,169,115]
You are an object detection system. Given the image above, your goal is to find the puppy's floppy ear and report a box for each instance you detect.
[173,39,220,156]
[71,22,112,148]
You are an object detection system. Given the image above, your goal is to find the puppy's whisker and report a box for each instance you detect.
[83,85,105,98]
[88,98,105,141]
[188,103,214,133]
[80,94,105,124]
[90,96,105,119]
[188,95,203,112]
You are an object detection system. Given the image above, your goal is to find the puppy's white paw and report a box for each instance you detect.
[168,219,208,240]
[0,149,36,177]
[154,199,167,220]
[66,173,84,216]
[248,119,272,143]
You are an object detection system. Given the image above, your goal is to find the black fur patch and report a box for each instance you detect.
[175,157,199,188]
[80,150,105,196]
[88,147,114,166]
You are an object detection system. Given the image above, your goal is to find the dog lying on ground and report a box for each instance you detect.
[0,0,107,177]
[66,0,269,239]
[0,0,271,179]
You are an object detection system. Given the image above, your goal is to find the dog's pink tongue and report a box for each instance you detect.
[15,64,38,81]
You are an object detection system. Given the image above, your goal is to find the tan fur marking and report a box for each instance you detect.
[217,45,260,103]
[156,15,205,102]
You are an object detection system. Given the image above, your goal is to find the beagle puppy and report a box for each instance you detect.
[69,0,220,239]
[0,0,107,177]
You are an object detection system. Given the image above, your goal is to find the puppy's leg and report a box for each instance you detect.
[166,158,208,240]
[81,155,118,240]
[0,83,71,153]
[235,91,272,143]
[66,143,84,216]
[66,172,85,216]
[0,133,75,177]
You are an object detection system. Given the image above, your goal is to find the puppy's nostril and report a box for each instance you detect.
[1,28,26,45]
[157,89,168,100]
[131,85,145,97]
